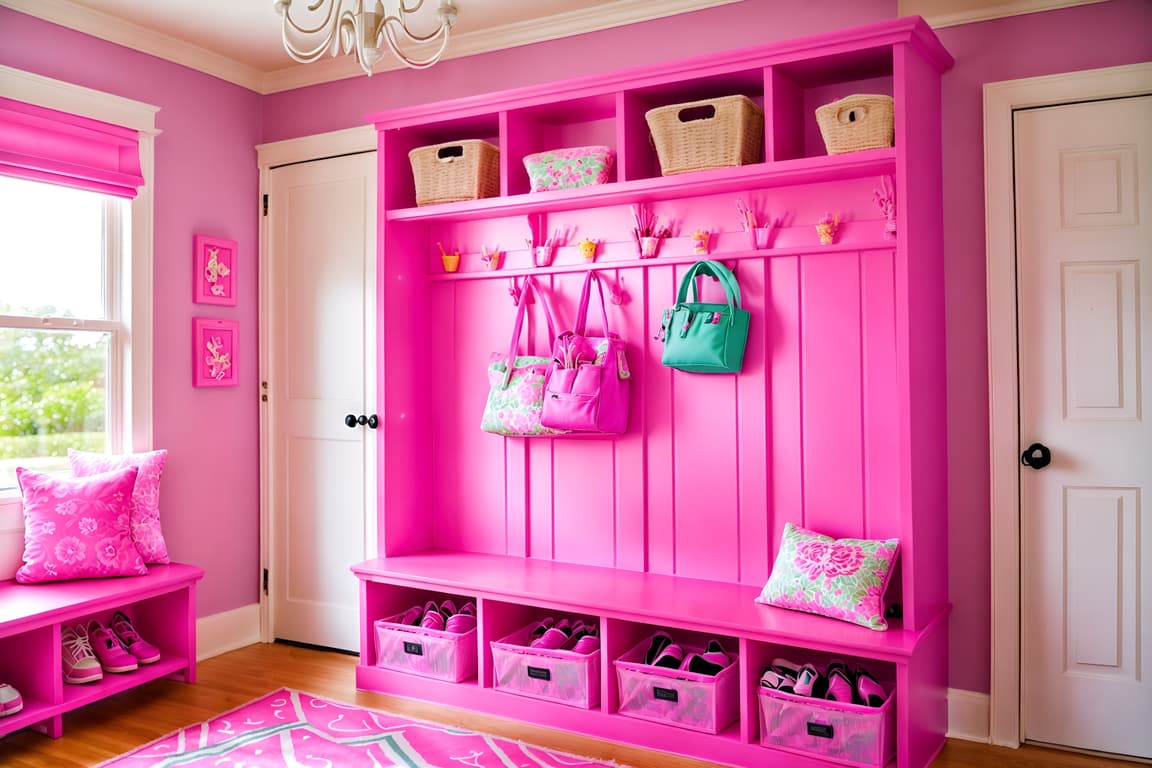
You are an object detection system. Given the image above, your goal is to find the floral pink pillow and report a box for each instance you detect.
[68,449,170,564]
[756,522,900,630]
[15,466,148,584]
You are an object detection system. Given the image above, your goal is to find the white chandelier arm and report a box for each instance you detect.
[379,18,451,69]
[276,0,346,64]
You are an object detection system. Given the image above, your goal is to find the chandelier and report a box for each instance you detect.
[274,0,458,76]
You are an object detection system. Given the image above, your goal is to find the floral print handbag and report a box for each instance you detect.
[481,276,570,437]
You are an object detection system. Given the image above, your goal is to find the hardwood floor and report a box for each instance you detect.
[0,642,1146,767]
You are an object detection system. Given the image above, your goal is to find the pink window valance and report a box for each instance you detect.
[0,96,145,199]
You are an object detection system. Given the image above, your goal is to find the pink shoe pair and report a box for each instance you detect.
[0,683,22,717]
[528,618,599,654]
[650,636,731,676]
[408,599,475,633]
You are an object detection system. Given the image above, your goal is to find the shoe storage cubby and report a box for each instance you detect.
[0,563,203,739]
[359,16,951,768]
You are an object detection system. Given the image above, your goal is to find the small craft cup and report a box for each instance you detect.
[441,253,461,272]
[485,252,503,270]
[816,224,837,245]
[639,237,660,258]
[749,227,772,250]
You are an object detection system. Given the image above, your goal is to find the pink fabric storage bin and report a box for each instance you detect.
[373,612,477,683]
[758,684,895,767]
[614,634,738,734]
[523,146,615,192]
[491,623,600,708]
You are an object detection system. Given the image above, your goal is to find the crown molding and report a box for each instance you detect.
[3,0,744,95]
[1,0,267,92]
[898,0,1110,28]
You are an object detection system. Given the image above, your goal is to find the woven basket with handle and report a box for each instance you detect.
[815,94,894,155]
[409,139,500,206]
[646,95,763,176]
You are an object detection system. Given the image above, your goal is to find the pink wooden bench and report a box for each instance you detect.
[0,563,204,739]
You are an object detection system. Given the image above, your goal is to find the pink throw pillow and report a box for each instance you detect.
[15,466,148,584]
[68,449,170,564]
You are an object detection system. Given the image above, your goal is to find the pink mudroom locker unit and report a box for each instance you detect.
[354,16,951,768]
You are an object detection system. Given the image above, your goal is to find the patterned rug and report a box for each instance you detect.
[96,688,624,767]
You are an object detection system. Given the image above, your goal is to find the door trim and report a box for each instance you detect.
[984,61,1152,748]
[256,125,377,645]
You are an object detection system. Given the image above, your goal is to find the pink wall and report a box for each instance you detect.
[0,9,264,618]
[2,0,1150,694]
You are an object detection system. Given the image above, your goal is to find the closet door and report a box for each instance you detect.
[265,151,377,652]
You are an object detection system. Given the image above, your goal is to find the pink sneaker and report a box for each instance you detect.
[88,620,138,673]
[0,683,22,717]
[110,611,161,665]
[61,624,103,684]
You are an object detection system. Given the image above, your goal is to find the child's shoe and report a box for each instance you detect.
[88,620,138,673]
[0,683,22,716]
[110,611,161,665]
[61,624,103,684]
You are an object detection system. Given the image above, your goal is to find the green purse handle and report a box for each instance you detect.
[675,259,743,311]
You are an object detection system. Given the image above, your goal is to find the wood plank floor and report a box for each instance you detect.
[0,642,1145,767]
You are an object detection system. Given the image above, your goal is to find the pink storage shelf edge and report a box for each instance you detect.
[0,563,205,634]
[353,552,944,660]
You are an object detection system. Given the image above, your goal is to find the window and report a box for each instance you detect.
[0,176,127,490]
[0,68,156,567]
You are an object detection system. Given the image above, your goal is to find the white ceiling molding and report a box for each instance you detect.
[899,0,1111,28]
[1,0,268,92]
[4,0,743,95]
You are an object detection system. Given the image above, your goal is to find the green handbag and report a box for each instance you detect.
[659,260,750,373]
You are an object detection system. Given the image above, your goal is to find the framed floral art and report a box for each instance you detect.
[193,317,238,387]
[193,234,237,306]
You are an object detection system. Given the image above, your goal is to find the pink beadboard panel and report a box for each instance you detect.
[609,267,648,572]
[735,259,771,586]
[644,267,677,576]
[668,263,741,584]
[767,256,804,561]
[860,249,901,539]
[800,251,865,537]
[552,440,616,567]
[436,280,514,555]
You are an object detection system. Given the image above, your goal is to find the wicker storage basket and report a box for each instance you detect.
[815,94,894,155]
[409,139,500,206]
[645,95,763,176]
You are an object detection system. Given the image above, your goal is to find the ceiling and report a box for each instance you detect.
[0,0,745,94]
[1,0,1111,94]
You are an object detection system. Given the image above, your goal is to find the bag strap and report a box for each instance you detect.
[502,276,556,387]
[675,260,742,311]
[573,270,612,336]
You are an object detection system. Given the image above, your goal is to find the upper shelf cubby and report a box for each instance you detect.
[369,16,952,216]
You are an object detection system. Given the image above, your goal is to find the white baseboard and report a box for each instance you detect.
[948,688,992,742]
[196,603,261,661]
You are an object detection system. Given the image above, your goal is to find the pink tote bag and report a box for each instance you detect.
[540,271,630,434]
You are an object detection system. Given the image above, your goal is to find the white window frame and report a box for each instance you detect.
[0,66,159,573]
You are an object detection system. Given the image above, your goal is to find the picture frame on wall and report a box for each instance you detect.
[193,234,237,306]
[193,317,238,387]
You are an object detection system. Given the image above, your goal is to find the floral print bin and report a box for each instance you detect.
[523,146,615,192]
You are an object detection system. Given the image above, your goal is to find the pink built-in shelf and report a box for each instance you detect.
[0,563,203,739]
[363,15,952,768]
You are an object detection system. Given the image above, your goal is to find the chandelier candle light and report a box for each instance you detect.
[275,0,458,76]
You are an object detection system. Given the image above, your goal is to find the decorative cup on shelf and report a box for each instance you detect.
[691,230,710,256]
[481,246,502,270]
[533,245,555,267]
[639,236,660,258]
[815,212,839,245]
[438,242,461,272]
[578,238,598,261]
[749,226,772,250]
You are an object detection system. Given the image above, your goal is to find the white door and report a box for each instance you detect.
[1017,95,1152,758]
[265,151,377,652]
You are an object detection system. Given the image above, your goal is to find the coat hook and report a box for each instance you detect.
[608,275,625,306]
[508,277,521,306]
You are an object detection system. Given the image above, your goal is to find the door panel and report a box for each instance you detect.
[1016,95,1151,758]
[267,152,377,652]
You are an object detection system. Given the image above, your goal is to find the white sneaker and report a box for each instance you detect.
[61,624,103,684]
[0,683,22,716]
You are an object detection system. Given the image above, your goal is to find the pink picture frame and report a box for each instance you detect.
[193,317,238,387]
[193,234,237,306]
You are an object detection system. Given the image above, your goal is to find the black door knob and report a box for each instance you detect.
[1021,442,1051,469]
[344,414,358,428]
[356,414,368,426]
[367,414,378,429]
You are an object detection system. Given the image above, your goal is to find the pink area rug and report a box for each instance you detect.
[97,688,626,767]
